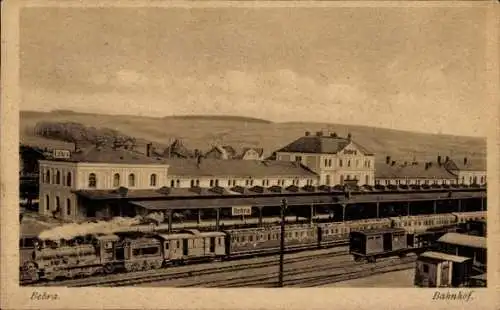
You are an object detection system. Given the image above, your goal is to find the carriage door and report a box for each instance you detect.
[210,237,216,253]
[183,239,189,256]
[383,233,392,252]
[440,261,451,287]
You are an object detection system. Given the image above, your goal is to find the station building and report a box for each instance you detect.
[375,156,487,186]
[273,132,376,186]
[38,146,318,221]
[375,160,457,186]
[444,157,486,185]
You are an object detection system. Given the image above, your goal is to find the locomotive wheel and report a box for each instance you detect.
[23,262,39,282]
[103,263,115,274]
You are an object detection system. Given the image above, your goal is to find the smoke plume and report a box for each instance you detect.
[38,216,143,241]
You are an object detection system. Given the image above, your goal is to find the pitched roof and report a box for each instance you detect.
[375,161,457,179]
[419,251,471,263]
[276,134,373,155]
[164,158,317,178]
[445,158,486,172]
[47,146,168,165]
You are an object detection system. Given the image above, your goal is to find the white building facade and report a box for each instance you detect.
[274,132,375,186]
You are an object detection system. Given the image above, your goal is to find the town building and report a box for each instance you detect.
[273,131,376,186]
[38,146,318,220]
[204,145,264,160]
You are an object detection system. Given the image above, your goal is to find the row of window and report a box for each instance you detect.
[87,173,158,188]
[325,175,370,185]
[232,230,314,243]
[324,159,372,169]
[170,178,311,188]
[45,195,71,216]
[376,179,456,186]
[44,170,72,186]
[461,176,486,184]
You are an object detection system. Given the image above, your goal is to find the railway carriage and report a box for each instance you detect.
[349,228,425,263]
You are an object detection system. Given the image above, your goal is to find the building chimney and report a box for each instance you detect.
[437,155,442,165]
[386,156,391,165]
[305,131,310,136]
[146,143,152,157]
[316,131,323,137]
[196,155,203,168]
[347,133,352,141]
[464,157,468,165]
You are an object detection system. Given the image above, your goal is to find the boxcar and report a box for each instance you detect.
[349,228,417,262]
[414,251,473,287]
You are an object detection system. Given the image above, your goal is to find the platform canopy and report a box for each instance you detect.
[438,233,487,249]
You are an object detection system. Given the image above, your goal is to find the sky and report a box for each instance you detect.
[20,6,490,137]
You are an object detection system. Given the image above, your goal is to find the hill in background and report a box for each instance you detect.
[20,110,486,163]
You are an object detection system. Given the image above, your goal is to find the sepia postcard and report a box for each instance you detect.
[1,1,499,309]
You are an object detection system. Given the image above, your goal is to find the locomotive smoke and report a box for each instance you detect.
[38,216,143,241]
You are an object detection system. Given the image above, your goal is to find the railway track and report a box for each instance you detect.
[27,246,349,287]
[177,256,416,288]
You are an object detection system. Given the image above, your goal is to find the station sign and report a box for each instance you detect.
[52,149,71,159]
[232,206,252,216]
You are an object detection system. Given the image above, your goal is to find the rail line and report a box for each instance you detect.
[178,256,416,288]
[28,246,349,287]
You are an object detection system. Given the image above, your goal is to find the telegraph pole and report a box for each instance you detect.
[279,198,288,287]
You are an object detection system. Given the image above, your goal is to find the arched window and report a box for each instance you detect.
[45,195,50,211]
[88,173,97,188]
[170,180,175,187]
[176,180,180,187]
[66,172,72,187]
[56,170,61,185]
[191,180,195,187]
[210,180,214,187]
[66,199,71,216]
[113,173,120,187]
[347,160,351,167]
[339,160,343,167]
[215,179,219,187]
[150,174,157,186]
[45,170,51,183]
[128,173,136,187]
[55,196,61,212]
[196,179,200,187]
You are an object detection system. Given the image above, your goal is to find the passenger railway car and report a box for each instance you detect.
[414,251,473,287]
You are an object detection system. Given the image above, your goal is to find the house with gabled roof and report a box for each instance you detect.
[273,131,375,186]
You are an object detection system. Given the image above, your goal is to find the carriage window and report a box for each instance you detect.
[268,234,271,240]
[177,241,180,248]
[249,236,253,242]
[165,243,169,250]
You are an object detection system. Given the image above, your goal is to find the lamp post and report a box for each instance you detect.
[279,198,288,287]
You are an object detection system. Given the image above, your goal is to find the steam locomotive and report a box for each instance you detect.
[21,211,485,283]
